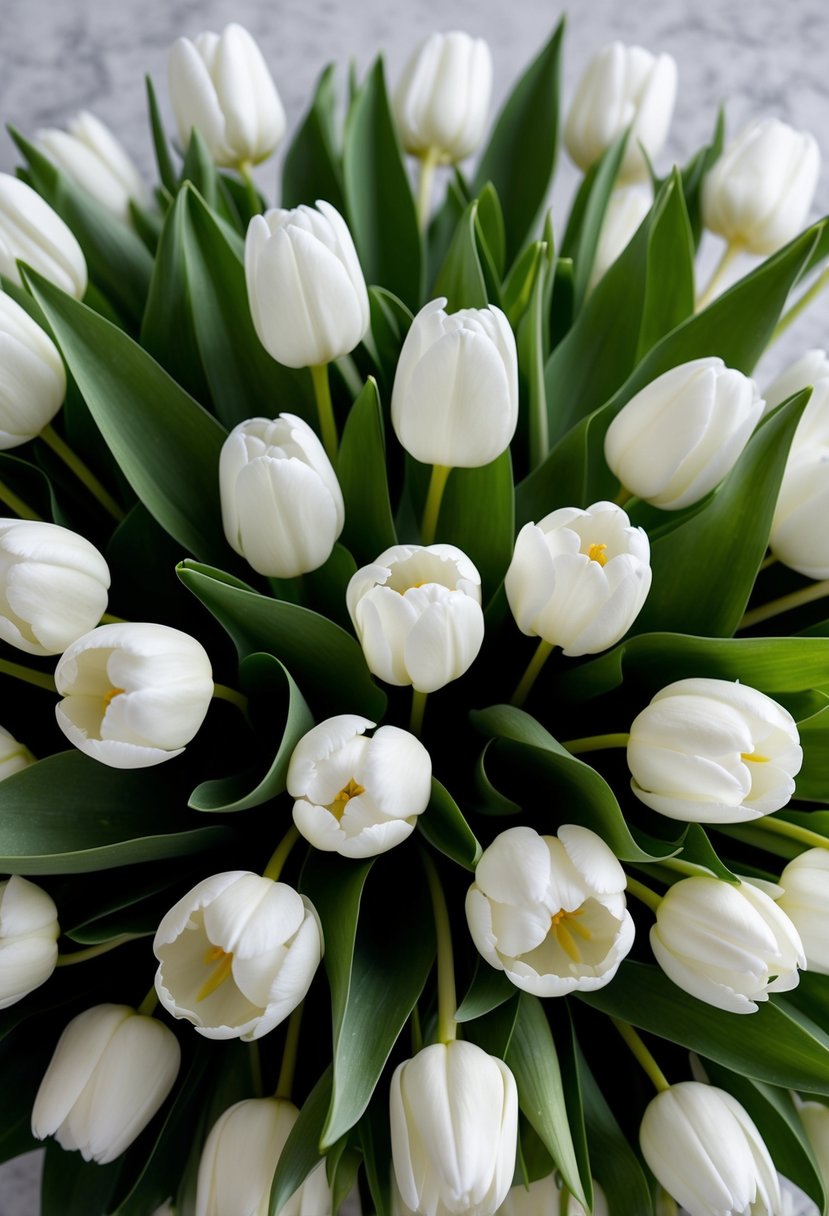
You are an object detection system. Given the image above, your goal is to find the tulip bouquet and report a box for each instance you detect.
[3,14,829,1216]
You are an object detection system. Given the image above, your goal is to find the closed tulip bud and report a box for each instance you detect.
[505,502,651,657]
[196,1097,331,1216]
[798,1102,829,1194]
[627,677,802,823]
[32,1003,180,1163]
[168,23,286,167]
[466,825,635,998]
[640,1082,781,1216]
[38,112,149,222]
[702,118,820,255]
[219,414,344,578]
[390,1040,518,1216]
[54,622,213,769]
[288,714,431,858]
[777,849,829,974]
[0,293,66,449]
[0,519,109,656]
[393,31,493,163]
[588,186,652,292]
[604,358,764,509]
[764,349,829,423]
[154,871,322,1041]
[245,201,369,369]
[650,875,804,1013]
[0,875,59,1009]
[391,298,518,468]
[564,43,677,182]
[0,174,87,297]
[770,449,829,578]
[347,543,484,693]
[0,725,34,780]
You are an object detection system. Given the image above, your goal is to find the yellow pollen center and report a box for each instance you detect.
[103,687,125,709]
[550,907,593,962]
[741,751,770,764]
[586,542,608,566]
[329,778,366,821]
[197,945,234,1001]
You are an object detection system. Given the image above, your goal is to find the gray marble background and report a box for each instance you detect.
[0,0,827,1213]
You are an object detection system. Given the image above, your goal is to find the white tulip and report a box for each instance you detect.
[195,1097,332,1216]
[0,293,66,449]
[0,173,87,297]
[702,118,820,255]
[466,825,634,998]
[38,112,149,222]
[219,414,344,578]
[588,186,652,292]
[288,714,431,858]
[154,871,322,1041]
[505,501,651,657]
[0,519,109,656]
[604,358,764,510]
[777,849,829,974]
[393,31,492,163]
[347,543,484,693]
[0,724,34,780]
[391,297,518,468]
[639,1082,781,1216]
[564,42,677,182]
[764,348,829,430]
[245,201,369,369]
[650,875,804,1013]
[390,1039,518,1216]
[770,448,829,579]
[627,677,802,823]
[32,1003,180,1163]
[798,1102,829,1196]
[495,1175,559,1216]
[168,23,286,167]
[54,621,213,769]
[0,875,59,1009]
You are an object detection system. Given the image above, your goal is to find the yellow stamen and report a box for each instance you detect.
[586,542,608,566]
[197,946,234,1001]
[555,921,582,963]
[550,907,591,961]
[741,752,770,763]
[103,686,125,709]
[328,778,365,821]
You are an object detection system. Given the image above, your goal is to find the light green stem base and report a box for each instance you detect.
[421,464,452,545]
[56,933,147,967]
[212,682,249,715]
[421,849,457,1044]
[410,688,428,737]
[740,578,829,630]
[772,265,829,344]
[611,1018,670,1092]
[310,363,338,463]
[625,875,662,913]
[759,815,829,852]
[275,1002,304,1100]
[696,241,743,310]
[0,478,41,520]
[238,160,263,217]
[511,639,555,707]
[263,825,300,882]
[416,147,441,232]
[0,657,56,693]
[40,424,124,522]
[562,731,630,755]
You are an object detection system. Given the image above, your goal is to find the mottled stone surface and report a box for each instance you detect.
[0,2,825,1213]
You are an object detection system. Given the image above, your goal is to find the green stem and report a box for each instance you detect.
[263,825,301,882]
[661,856,719,880]
[625,875,662,913]
[275,1002,304,1100]
[309,363,338,463]
[416,146,441,232]
[249,1040,264,1099]
[420,463,452,545]
[421,849,457,1044]
[99,612,126,625]
[613,486,633,509]
[561,731,629,755]
[335,352,363,398]
[212,682,249,715]
[739,578,829,630]
[0,479,41,520]
[759,554,778,573]
[696,240,743,310]
[410,688,428,737]
[611,1018,670,1092]
[758,815,829,852]
[237,160,263,217]
[39,424,124,522]
[411,1004,424,1055]
[137,985,159,1017]
[56,933,147,967]
[0,657,56,693]
[510,639,555,707]
[559,1184,570,1216]
[772,265,829,344]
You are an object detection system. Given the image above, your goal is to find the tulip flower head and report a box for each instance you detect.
[0,293,66,450]
[0,875,59,1010]
[38,111,149,222]
[393,31,492,164]
[54,621,213,769]
[391,297,519,468]
[627,677,802,823]
[777,848,829,975]
[219,414,345,578]
[588,185,652,292]
[288,714,432,858]
[639,1082,781,1216]
[770,448,829,579]
[466,825,635,997]
[32,1003,180,1164]
[0,173,87,297]
[168,23,286,167]
[390,1039,518,1216]
[154,871,323,1041]
[799,1102,829,1196]
[347,543,485,693]
[0,724,34,780]
[650,874,805,1013]
[505,501,651,656]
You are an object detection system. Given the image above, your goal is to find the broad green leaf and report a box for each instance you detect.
[560,130,629,313]
[417,777,482,869]
[269,1069,333,1216]
[519,237,554,471]
[502,241,545,330]
[42,1143,121,1216]
[145,75,178,194]
[432,199,489,310]
[472,20,565,264]
[179,127,238,227]
[455,960,516,1023]
[476,182,507,280]
[438,453,515,599]
[282,64,345,212]
[666,106,725,248]
[366,286,413,395]
[178,560,386,719]
[0,451,61,523]
[343,58,421,308]
[796,703,829,803]
[475,740,523,817]
[27,271,230,565]
[338,376,397,563]
[358,1092,393,1216]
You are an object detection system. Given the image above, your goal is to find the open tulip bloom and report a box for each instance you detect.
[6,14,829,1216]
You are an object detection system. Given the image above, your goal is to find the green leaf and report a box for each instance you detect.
[518,237,554,472]
[561,130,629,313]
[282,64,345,212]
[42,1143,122,1216]
[358,1092,393,1216]
[417,777,482,869]
[179,127,235,226]
[178,560,386,719]
[438,452,515,600]
[796,703,829,803]
[366,286,413,393]
[269,1069,333,1216]
[343,58,421,308]
[472,19,565,264]
[455,959,516,1023]
[476,182,507,280]
[432,199,489,310]
[338,376,397,563]
[667,106,725,248]
[502,241,545,330]
[145,75,178,194]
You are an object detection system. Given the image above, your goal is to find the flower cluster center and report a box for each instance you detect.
[550,907,593,962]
[103,686,125,709]
[740,751,770,764]
[197,944,234,1001]
[329,778,365,820]
[586,542,608,566]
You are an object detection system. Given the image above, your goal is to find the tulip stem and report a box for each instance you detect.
[0,657,56,693]
[738,578,829,629]
[416,146,441,232]
[39,425,125,523]
[696,240,743,311]
[249,1040,264,1098]
[613,485,633,509]
[757,815,829,852]
[99,612,127,625]
[410,688,428,737]
[137,986,159,1017]
[611,1018,670,1093]
[310,363,339,463]
[561,731,630,755]
[772,265,829,345]
[421,848,457,1043]
[263,825,301,882]
[212,682,250,716]
[510,639,555,707]
[56,933,148,967]
[558,1186,571,1216]
[0,479,41,521]
[624,876,663,913]
[759,553,778,573]
[420,463,452,545]
[237,159,262,218]
[275,1002,304,1100]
